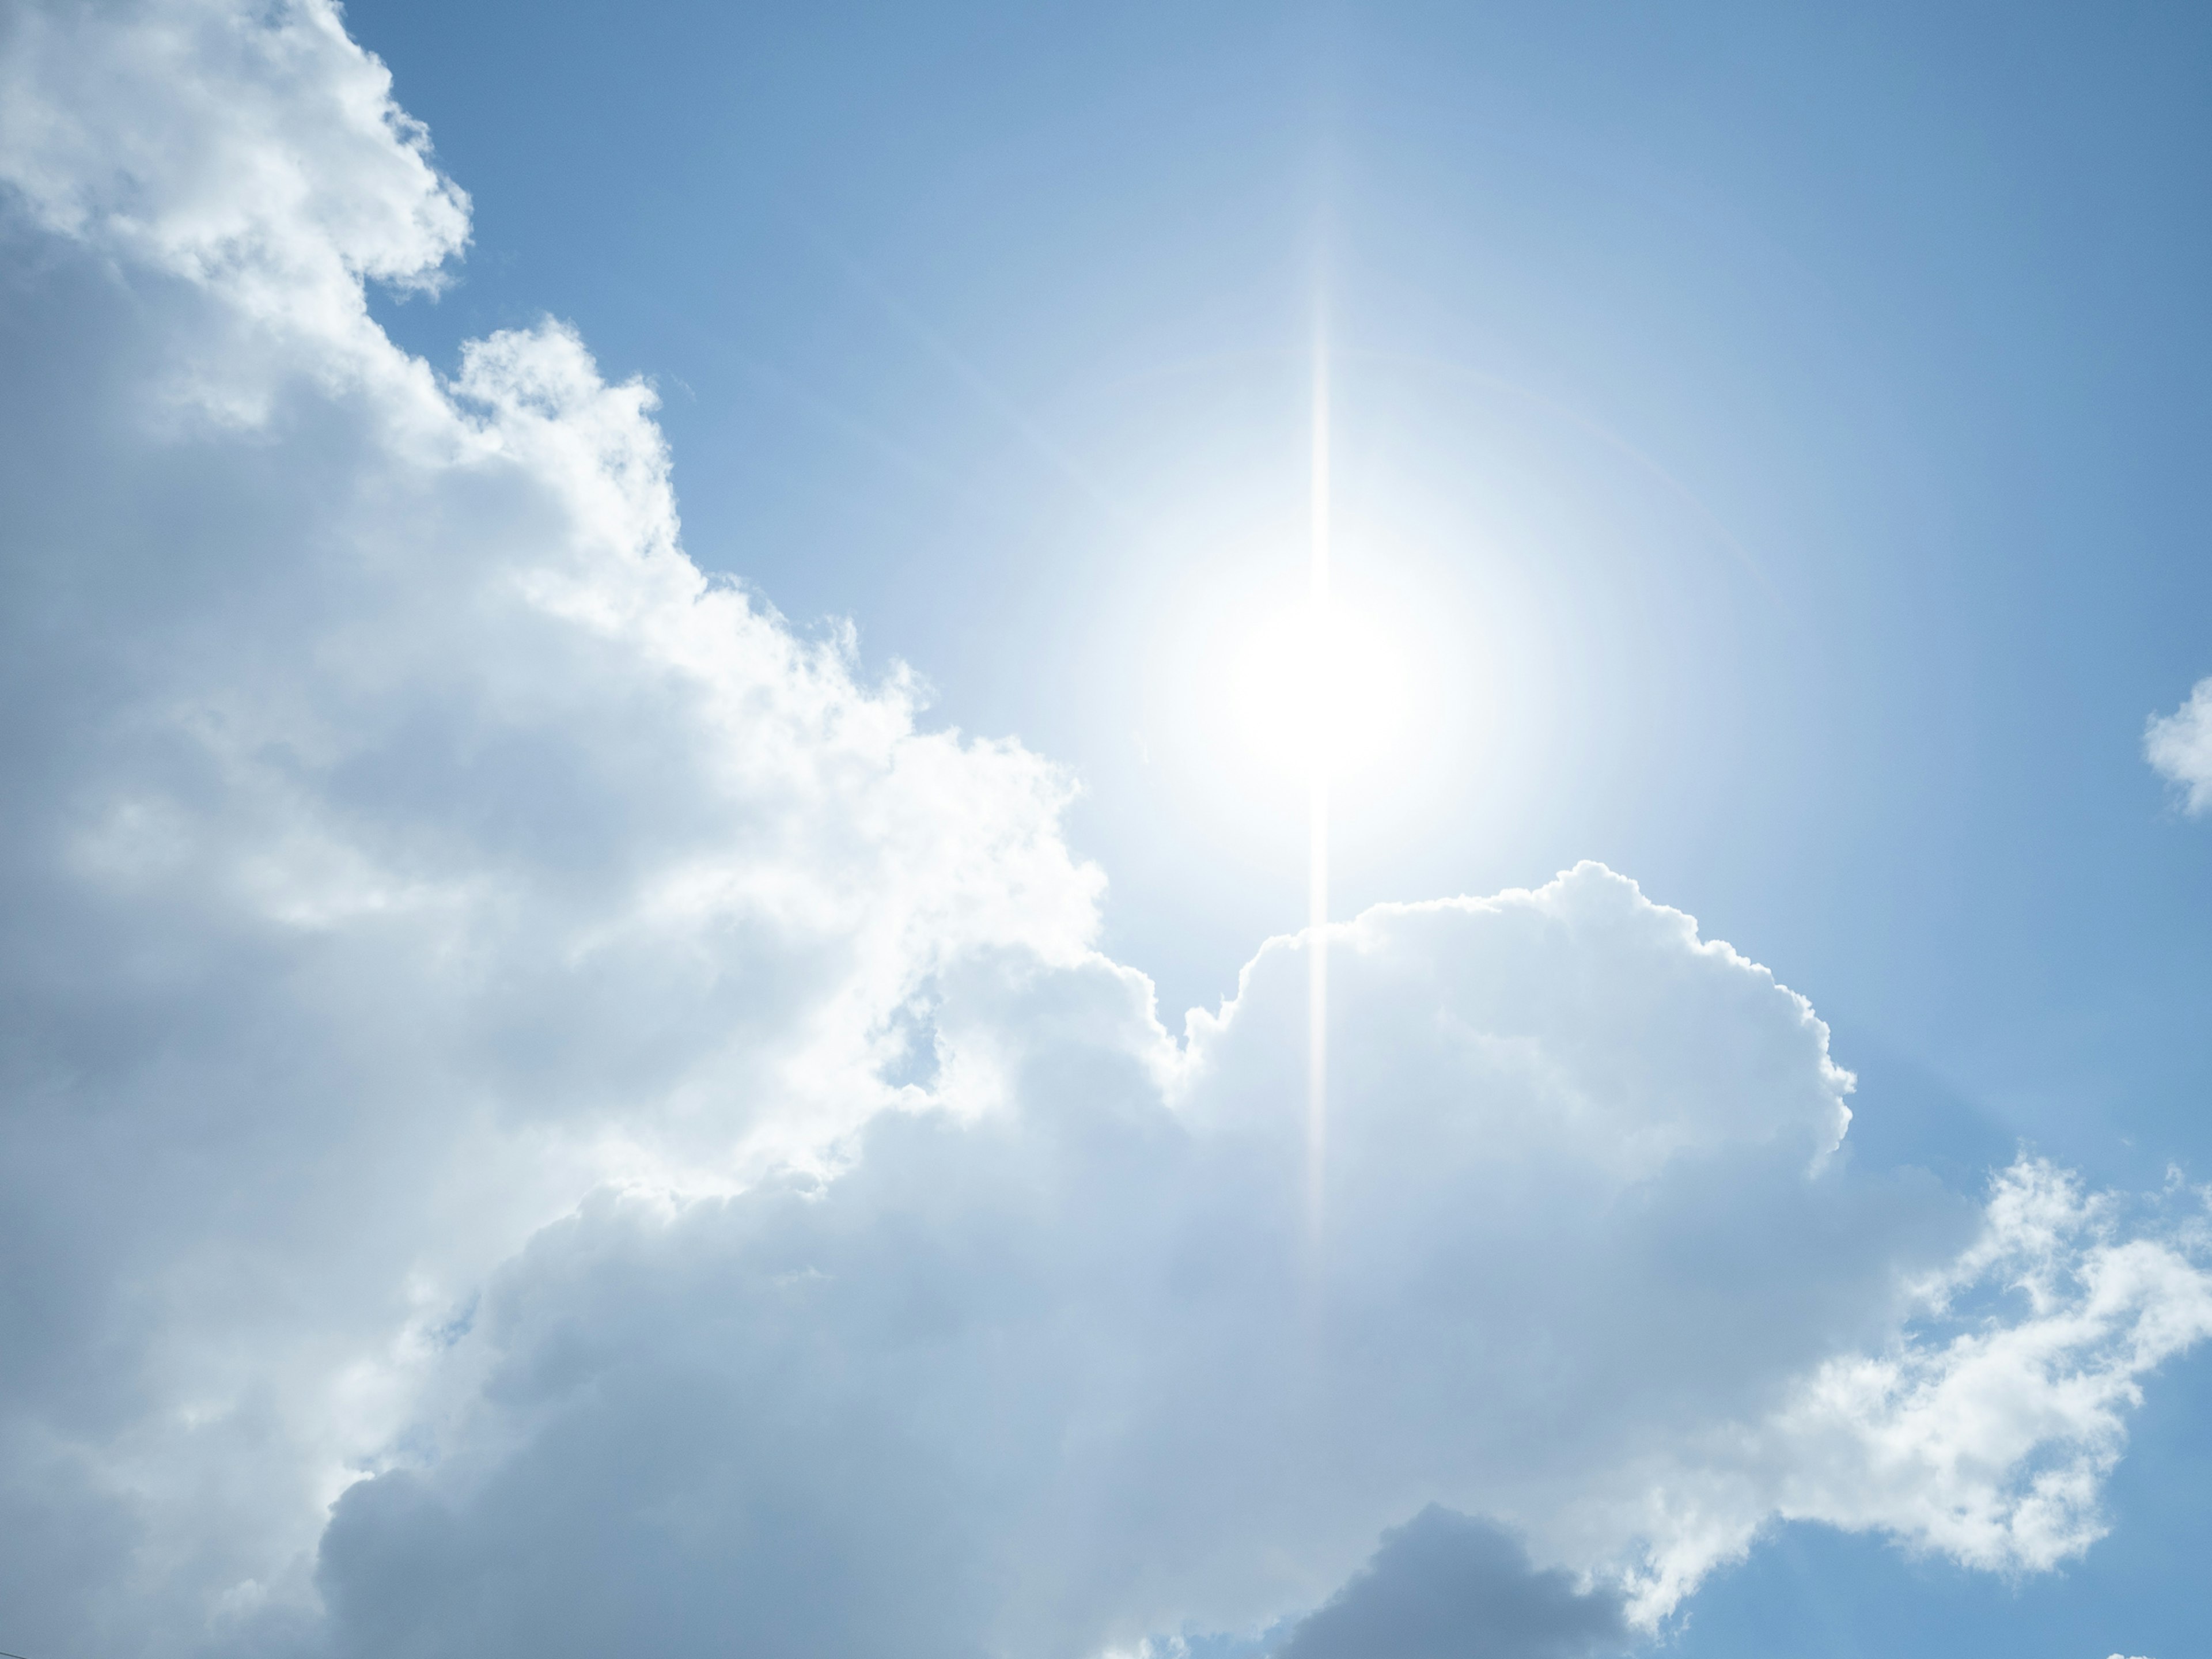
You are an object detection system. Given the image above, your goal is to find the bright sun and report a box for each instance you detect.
[1229,601,1413,779]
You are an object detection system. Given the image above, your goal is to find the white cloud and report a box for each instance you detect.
[1,2,1100,1648]
[2146,677,2212,815]
[301,873,2210,1656]
[0,5,2207,1658]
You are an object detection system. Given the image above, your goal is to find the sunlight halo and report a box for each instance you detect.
[1229,598,1416,781]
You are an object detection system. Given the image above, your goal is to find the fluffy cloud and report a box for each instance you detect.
[2147,677,2212,815]
[1,5,2209,1658]
[298,874,2212,1656]
[1,2,1097,1649]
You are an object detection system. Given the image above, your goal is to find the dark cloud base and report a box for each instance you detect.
[1277,1509,1627,1659]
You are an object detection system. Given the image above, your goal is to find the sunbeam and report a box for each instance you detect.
[1308,329,1331,1247]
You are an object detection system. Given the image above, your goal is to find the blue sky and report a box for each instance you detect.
[351,0,2212,1121]
[3,2,2211,1656]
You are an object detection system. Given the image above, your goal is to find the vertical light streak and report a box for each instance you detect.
[1306,333,1331,1245]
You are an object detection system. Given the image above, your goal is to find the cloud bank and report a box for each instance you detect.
[2147,677,2212,815]
[1,4,2209,1657]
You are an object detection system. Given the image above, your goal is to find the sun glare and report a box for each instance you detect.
[1229,599,1412,779]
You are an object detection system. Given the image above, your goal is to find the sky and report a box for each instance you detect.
[2,2,2211,1657]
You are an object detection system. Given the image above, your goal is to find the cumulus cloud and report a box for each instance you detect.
[294,874,2212,1656]
[1,4,2209,1658]
[2146,677,2212,815]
